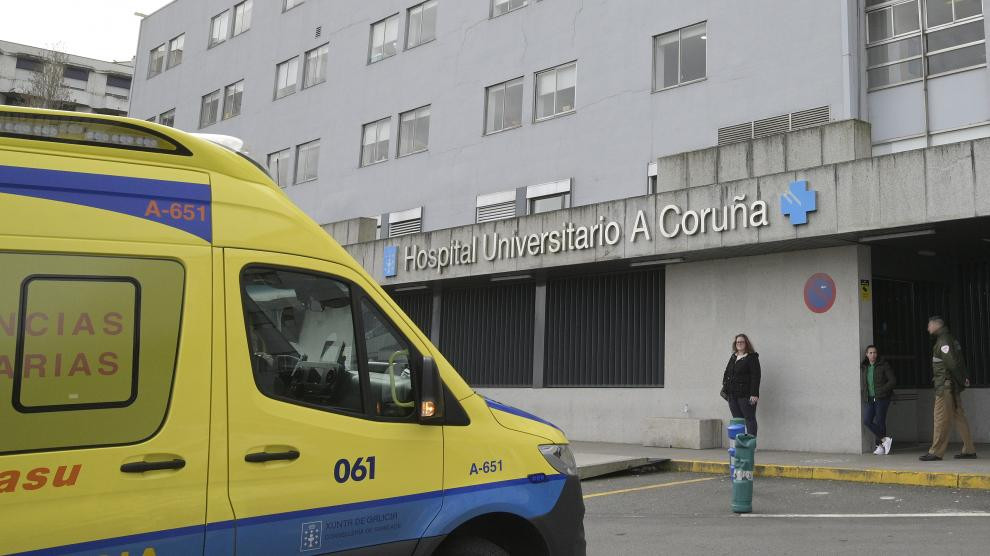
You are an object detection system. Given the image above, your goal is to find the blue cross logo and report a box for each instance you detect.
[780,180,817,225]
[383,245,398,278]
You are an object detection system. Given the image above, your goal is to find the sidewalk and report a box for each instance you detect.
[571,441,990,490]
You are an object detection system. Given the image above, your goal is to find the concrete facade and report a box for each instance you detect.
[0,40,131,115]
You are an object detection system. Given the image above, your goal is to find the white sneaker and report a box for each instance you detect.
[882,437,893,455]
[873,444,884,455]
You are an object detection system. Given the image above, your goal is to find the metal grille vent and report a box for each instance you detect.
[753,114,790,139]
[718,105,832,145]
[717,122,753,145]
[390,289,433,335]
[791,105,831,130]
[476,201,516,223]
[315,26,322,38]
[389,218,421,237]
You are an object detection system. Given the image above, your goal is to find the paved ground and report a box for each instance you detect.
[581,469,990,555]
[572,441,990,476]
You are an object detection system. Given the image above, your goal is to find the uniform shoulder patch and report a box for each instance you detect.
[941,344,950,354]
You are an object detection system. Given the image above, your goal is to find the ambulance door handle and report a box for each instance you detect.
[245,450,300,463]
[120,458,186,473]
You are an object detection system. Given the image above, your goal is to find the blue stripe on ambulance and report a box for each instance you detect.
[12,475,566,555]
[0,165,212,242]
[484,397,563,432]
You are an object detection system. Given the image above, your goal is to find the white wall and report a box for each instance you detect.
[482,245,871,453]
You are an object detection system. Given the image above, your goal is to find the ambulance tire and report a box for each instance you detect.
[435,536,509,556]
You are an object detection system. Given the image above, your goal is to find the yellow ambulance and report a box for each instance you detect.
[0,106,585,556]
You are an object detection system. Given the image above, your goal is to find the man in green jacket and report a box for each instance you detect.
[920,316,977,461]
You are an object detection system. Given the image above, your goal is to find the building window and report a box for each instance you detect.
[223,80,244,120]
[535,62,576,121]
[283,0,303,12]
[369,14,399,63]
[159,109,175,127]
[527,179,571,214]
[492,0,527,18]
[476,190,517,223]
[295,139,320,183]
[210,10,231,47]
[302,43,329,88]
[361,117,391,167]
[233,0,253,36]
[865,0,984,90]
[15,56,42,72]
[267,148,291,187]
[63,65,89,84]
[398,105,431,156]
[407,1,438,49]
[485,77,523,134]
[166,34,185,68]
[199,89,221,128]
[148,44,166,77]
[107,75,132,90]
[653,22,706,91]
[274,56,299,98]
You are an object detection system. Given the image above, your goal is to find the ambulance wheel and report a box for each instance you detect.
[436,536,509,556]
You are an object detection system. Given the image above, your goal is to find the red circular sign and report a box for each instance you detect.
[804,273,837,313]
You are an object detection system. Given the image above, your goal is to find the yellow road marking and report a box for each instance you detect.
[583,476,717,499]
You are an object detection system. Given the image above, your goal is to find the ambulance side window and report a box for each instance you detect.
[241,267,364,414]
[359,298,417,420]
[0,253,184,455]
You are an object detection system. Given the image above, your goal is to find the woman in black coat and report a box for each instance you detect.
[722,333,761,436]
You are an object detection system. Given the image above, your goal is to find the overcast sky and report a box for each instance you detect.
[0,0,173,62]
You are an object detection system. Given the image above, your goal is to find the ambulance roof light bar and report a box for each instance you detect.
[0,110,190,155]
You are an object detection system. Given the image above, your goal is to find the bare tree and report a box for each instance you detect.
[25,46,72,110]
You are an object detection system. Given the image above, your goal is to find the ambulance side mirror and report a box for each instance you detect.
[419,356,445,425]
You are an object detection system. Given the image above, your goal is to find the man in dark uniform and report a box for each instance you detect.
[920,316,977,461]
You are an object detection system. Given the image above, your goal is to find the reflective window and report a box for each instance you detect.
[167,34,184,69]
[653,22,707,91]
[295,139,320,183]
[199,89,221,128]
[274,56,299,99]
[303,44,329,88]
[359,299,415,419]
[407,0,438,49]
[398,105,430,156]
[267,148,291,187]
[369,14,399,63]
[361,117,391,167]
[233,0,253,36]
[0,253,183,455]
[485,77,523,134]
[241,268,363,414]
[148,44,166,77]
[159,108,175,127]
[223,80,244,120]
[530,194,570,214]
[492,0,527,17]
[535,62,576,120]
[210,10,230,47]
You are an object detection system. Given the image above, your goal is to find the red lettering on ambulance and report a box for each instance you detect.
[98,352,119,376]
[145,200,162,218]
[0,355,11,378]
[53,465,81,487]
[72,313,95,336]
[68,353,91,376]
[26,313,48,336]
[0,313,14,336]
[103,312,124,335]
[0,470,19,493]
[21,468,49,491]
[23,354,46,378]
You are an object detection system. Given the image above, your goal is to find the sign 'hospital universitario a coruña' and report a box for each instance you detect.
[384,180,818,277]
